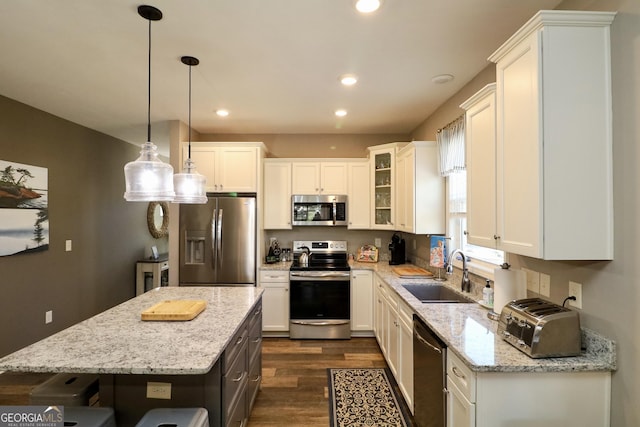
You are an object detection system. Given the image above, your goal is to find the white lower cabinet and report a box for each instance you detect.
[373,274,414,413]
[258,270,289,332]
[351,270,373,332]
[397,299,414,413]
[374,276,387,354]
[446,350,611,427]
[447,377,475,427]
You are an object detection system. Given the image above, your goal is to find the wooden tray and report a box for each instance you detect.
[141,299,207,321]
[392,266,434,278]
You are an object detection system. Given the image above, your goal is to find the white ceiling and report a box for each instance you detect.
[0,0,562,155]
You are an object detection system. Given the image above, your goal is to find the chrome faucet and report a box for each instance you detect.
[446,249,471,293]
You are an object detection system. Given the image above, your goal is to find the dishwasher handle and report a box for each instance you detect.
[414,331,443,354]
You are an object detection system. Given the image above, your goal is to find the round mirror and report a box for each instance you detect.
[147,201,169,239]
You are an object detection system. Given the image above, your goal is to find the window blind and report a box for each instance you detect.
[436,114,465,177]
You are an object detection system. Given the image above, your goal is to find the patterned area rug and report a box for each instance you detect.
[327,368,409,427]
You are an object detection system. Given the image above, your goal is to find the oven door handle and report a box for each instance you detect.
[290,272,351,280]
[290,320,351,326]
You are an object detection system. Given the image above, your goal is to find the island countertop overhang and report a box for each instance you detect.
[0,286,263,375]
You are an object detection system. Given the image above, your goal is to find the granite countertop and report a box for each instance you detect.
[0,286,263,375]
[260,261,292,271]
[351,261,617,374]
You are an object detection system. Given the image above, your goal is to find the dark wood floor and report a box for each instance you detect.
[0,337,414,426]
[249,337,392,426]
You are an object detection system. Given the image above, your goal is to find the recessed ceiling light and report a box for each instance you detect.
[355,0,381,13]
[335,109,348,117]
[432,74,454,84]
[216,109,229,117]
[340,74,358,86]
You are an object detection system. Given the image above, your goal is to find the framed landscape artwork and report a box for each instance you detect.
[0,160,49,256]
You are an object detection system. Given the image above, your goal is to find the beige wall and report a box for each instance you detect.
[197,133,409,158]
[410,2,639,426]
[0,95,164,357]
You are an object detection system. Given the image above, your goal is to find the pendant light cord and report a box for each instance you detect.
[188,63,192,159]
[147,18,152,143]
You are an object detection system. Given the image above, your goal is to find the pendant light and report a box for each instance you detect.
[173,56,207,204]
[124,5,175,202]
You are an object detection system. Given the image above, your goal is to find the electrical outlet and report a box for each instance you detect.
[65,240,72,252]
[568,281,583,309]
[146,382,172,399]
[45,310,53,324]
[522,268,540,294]
[374,238,382,248]
[539,273,551,297]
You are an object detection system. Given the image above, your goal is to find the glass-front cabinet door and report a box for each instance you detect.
[369,143,403,230]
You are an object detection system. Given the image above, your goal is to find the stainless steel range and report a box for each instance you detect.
[289,240,351,339]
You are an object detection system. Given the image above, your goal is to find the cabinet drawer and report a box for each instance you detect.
[249,300,263,328]
[223,343,248,417]
[259,270,289,283]
[223,326,248,373]
[398,298,414,325]
[224,383,247,427]
[248,350,261,411]
[447,351,476,403]
[248,308,262,362]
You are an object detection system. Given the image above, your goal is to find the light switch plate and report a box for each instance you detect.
[45,310,53,324]
[65,240,72,252]
[374,238,382,248]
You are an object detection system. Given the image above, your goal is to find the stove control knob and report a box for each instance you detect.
[502,331,511,338]
[517,339,526,347]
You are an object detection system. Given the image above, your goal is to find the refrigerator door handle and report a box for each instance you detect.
[216,208,224,267]
[211,209,217,271]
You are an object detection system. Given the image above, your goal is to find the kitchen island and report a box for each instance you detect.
[0,286,263,427]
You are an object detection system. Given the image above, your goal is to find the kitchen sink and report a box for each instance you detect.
[401,284,474,303]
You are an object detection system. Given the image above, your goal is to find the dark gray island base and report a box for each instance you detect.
[0,287,263,427]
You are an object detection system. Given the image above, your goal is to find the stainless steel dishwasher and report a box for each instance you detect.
[413,314,447,427]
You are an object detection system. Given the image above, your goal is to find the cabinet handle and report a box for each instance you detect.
[493,235,500,240]
[252,337,261,344]
[236,336,244,346]
[452,366,466,380]
[232,371,244,382]
[251,375,262,383]
[463,230,468,236]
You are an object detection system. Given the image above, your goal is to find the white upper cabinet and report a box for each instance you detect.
[263,160,292,229]
[291,162,348,195]
[369,143,404,230]
[347,160,371,229]
[395,141,445,235]
[488,10,615,260]
[461,84,498,249]
[182,142,264,193]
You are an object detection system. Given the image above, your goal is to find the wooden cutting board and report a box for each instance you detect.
[392,266,434,278]
[141,299,207,321]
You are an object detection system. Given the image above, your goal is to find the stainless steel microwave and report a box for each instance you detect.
[292,195,348,226]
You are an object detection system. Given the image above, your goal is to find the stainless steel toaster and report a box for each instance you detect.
[497,298,581,358]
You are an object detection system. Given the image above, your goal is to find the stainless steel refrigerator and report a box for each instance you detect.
[179,194,256,286]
